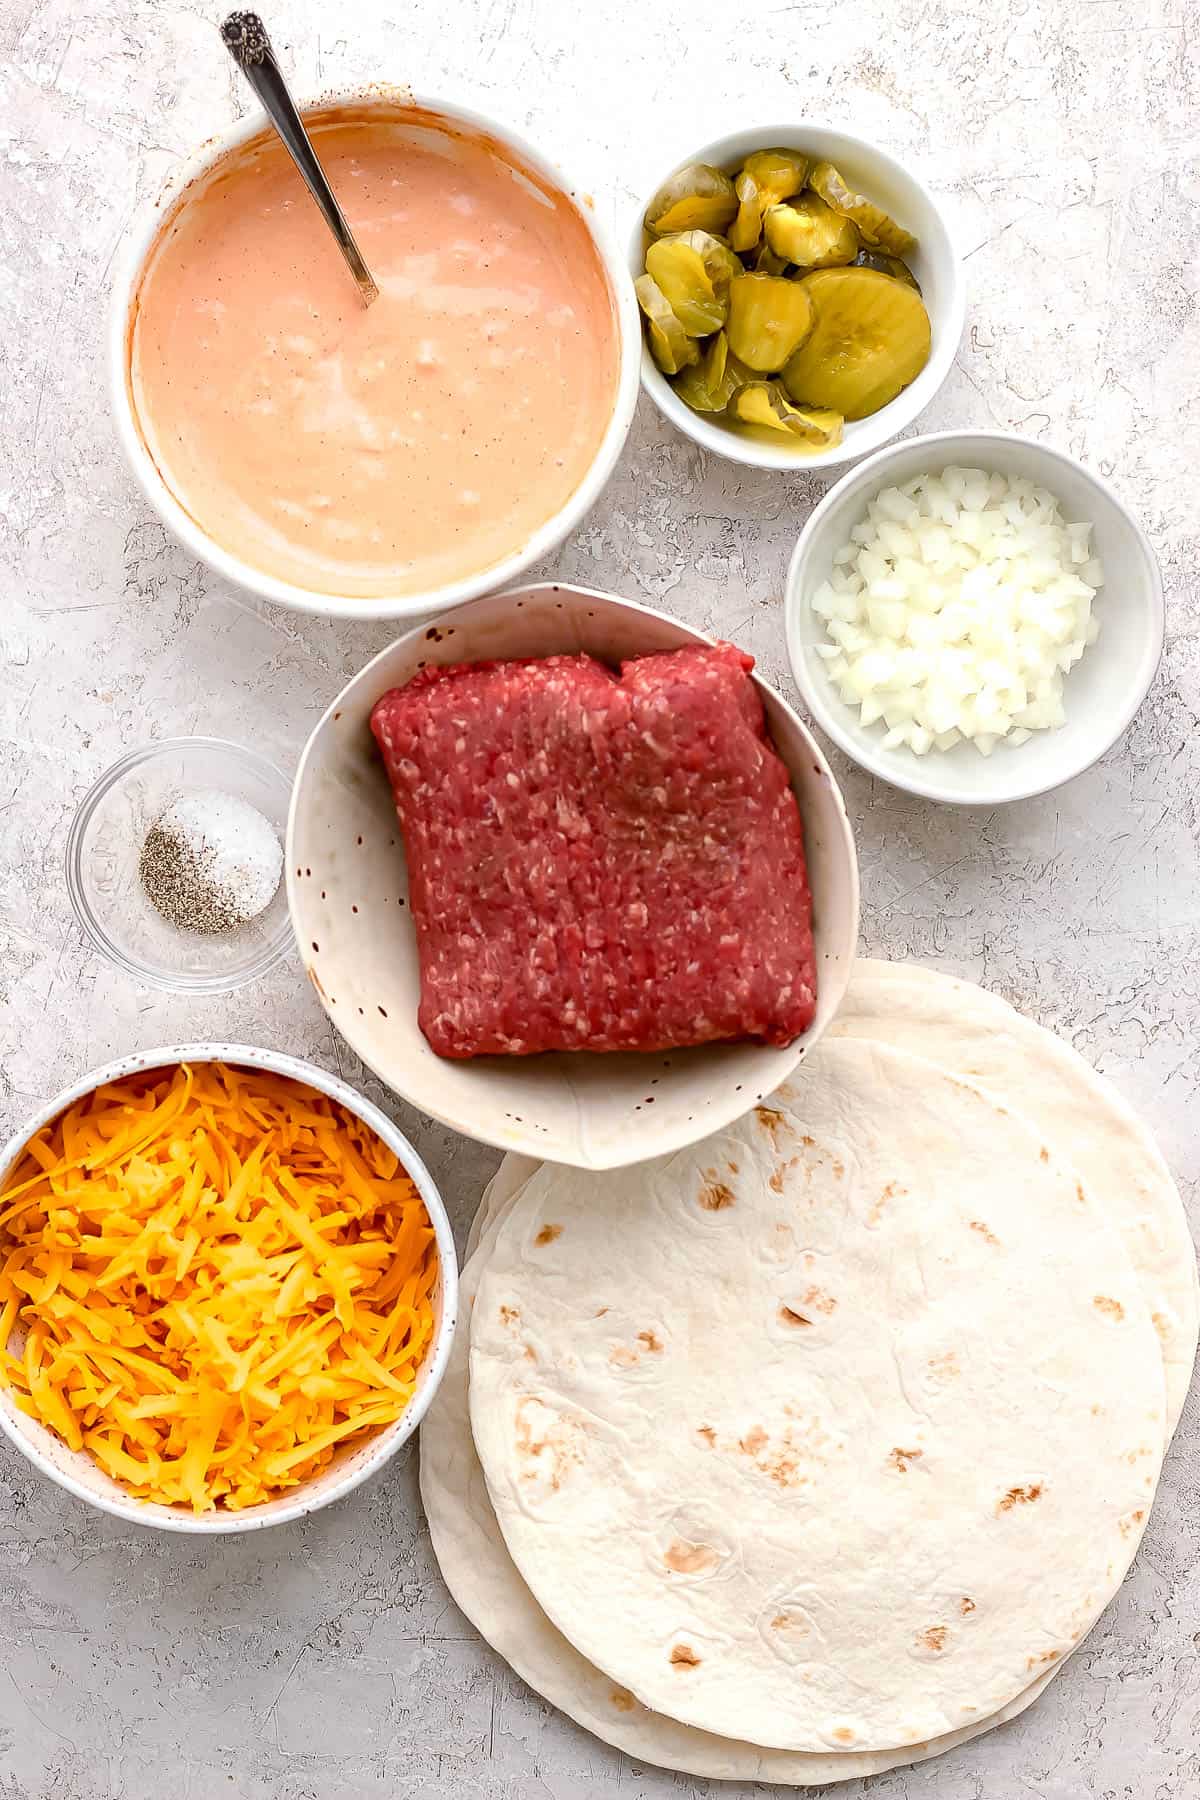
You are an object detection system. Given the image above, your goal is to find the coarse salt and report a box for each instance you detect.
[139,788,282,935]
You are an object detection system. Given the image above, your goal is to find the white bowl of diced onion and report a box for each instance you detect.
[785,430,1164,804]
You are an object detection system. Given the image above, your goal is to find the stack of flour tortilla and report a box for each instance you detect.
[420,961,1197,1783]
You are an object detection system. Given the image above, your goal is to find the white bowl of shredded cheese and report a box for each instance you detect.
[0,1044,457,1534]
[785,430,1164,803]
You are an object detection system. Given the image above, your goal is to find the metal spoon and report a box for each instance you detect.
[219,11,378,306]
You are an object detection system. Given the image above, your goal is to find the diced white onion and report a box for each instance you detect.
[817,466,1103,756]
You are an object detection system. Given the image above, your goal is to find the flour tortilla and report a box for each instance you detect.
[835,961,1197,1431]
[468,1039,1165,1754]
[421,1194,1061,1784]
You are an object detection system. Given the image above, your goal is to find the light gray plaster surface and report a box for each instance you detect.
[0,0,1197,1795]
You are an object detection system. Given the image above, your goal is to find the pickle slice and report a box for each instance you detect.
[728,381,844,446]
[852,247,922,291]
[728,149,809,253]
[807,161,917,257]
[729,168,766,254]
[726,273,815,373]
[780,266,931,420]
[672,331,748,413]
[764,194,859,268]
[663,229,743,293]
[741,149,809,209]
[645,239,727,336]
[750,239,791,276]
[644,164,738,236]
[635,273,700,376]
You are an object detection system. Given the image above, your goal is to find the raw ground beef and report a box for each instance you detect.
[369,643,817,1058]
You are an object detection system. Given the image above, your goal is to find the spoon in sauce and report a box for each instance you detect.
[219,11,379,306]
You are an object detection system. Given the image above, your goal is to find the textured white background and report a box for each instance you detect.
[1,0,1198,1794]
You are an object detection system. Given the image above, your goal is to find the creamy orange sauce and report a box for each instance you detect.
[129,110,619,597]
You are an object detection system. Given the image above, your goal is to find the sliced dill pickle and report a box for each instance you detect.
[728,381,844,446]
[662,229,743,293]
[635,273,700,376]
[764,194,858,268]
[852,247,922,291]
[780,266,931,420]
[728,149,808,253]
[725,273,815,373]
[749,239,792,276]
[741,149,809,209]
[672,331,747,413]
[644,164,738,236]
[645,239,727,336]
[807,161,917,257]
[729,169,766,253]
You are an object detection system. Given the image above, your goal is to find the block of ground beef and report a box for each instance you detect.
[369,643,817,1058]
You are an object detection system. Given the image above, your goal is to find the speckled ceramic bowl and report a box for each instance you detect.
[0,1044,458,1534]
[286,581,860,1170]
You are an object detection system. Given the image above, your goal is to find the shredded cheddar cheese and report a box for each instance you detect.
[0,1062,439,1513]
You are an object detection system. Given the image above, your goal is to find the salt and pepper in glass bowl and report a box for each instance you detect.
[66,738,293,992]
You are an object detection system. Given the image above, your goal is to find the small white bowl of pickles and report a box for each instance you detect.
[628,125,964,469]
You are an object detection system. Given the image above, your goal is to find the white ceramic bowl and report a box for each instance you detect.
[785,430,1165,804]
[0,1044,458,1533]
[109,89,641,622]
[287,582,859,1170]
[629,124,964,471]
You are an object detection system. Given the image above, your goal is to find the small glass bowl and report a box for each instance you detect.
[66,737,294,993]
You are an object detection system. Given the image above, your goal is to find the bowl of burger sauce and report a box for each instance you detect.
[111,92,640,621]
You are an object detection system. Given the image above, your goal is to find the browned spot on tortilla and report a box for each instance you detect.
[779,1306,812,1328]
[801,1284,836,1315]
[919,1625,948,1652]
[770,1613,792,1630]
[307,964,328,1000]
[1039,1146,1050,1163]
[609,1344,638,1369]
[755,1105,785,1137]
[1076,1182,1087,1205]
[867,1179,900,1226]
[637,1330,663,1353]
[1093,1295,1124,1320]
[523,1345,537,1362]
[699,1181,735,1211]
[889,1447,923,1473]
[1152,1311,1169,1341]
[514,1398,582,1495]
[960,1596,976,1615]
[500,1305,520,1327]
[739,1417,833,1490]
[970,1219,1000,1246]
[1119,1508,1146,1537]
[727,1161,739,1174]
[697,1425,716,1446]
[997,1483,1043,1514]
[534,1223,562,1247]
[928,1350,960,1381]
[664,1539,719,1575]
[831,1726,855,1744]
[1026,1649,1060,1670]
[670,1644,701,1668]
[769,1167,786,1194]
[610,1688,635,1712]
